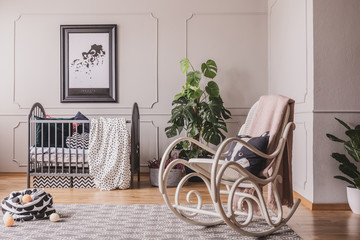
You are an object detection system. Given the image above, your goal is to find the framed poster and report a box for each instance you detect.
[60,24,117,102]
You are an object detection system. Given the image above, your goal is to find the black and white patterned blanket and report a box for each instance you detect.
[1,189,56,221]
[66,132,89,149]
[88,118,131,190]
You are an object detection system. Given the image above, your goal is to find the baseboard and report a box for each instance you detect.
[312,203,351,211]
[0,172,26,175]
[293,191,350,211]
[293,191,313,209]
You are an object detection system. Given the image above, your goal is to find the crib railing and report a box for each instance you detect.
[29,119,90,176]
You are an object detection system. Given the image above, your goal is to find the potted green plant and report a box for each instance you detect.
[165,58,231,160]
[326,118,360,214]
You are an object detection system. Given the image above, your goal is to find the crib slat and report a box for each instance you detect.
[69,124,71,174]
[34,120,37,174]
[41,123,44,173]
[48,123,50,174]
[75,123,78,174]
[82,123,85,174]
[55,123,57,174]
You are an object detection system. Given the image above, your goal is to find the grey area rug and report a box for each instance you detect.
[1,204,301,240]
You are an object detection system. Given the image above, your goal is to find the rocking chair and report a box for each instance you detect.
[158,95,301,237]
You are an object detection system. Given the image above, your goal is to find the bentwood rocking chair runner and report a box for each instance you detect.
[158,95,301,237]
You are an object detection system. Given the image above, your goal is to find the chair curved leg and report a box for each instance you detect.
[212,162,301,237]
[159,159,224,227]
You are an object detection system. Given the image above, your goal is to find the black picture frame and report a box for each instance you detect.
[60,24,117,103]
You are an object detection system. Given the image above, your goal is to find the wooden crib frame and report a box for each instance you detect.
[27,102,140,189]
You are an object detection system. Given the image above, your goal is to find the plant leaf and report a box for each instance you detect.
[165,126,178,138]
[344,141,360,162]
[339,165,359,179]
[335,118,351,130]
[221,108,231,120]
[354,177,360,189]
[186,71,202,87]
[334,175,356,186]
[201,59,217,79]
[174,91,184,101]
[188,88,203,100]
[345,129,360,149]
[326,133,346,143]
[182,140,190,149]
[205,81,220,98]
[180,58,190,74]
[331,153,360,178]
[202,120,226,145]
[331,153,351,164]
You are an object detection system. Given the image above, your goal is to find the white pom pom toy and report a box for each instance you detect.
[3,212,14,227]
[49,213,60,222]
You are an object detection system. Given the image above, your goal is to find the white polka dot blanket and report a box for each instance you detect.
[88,117,131,191]
[1,189,56,221]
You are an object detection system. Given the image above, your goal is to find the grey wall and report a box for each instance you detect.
[0,0,268,172]
[314,0,360,111]
[313,0,360,203]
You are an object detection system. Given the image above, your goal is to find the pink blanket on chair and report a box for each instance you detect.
[246,95,295,209]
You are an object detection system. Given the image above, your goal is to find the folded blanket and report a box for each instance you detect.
[89,118,131,190]
[247,95,294,209]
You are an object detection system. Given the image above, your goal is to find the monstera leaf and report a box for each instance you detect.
[180,58,191,74]
[186,71,202,88]
[201,60,217,79]
[205,81,220,98]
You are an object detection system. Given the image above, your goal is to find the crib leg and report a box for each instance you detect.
[130,171,134,189]
[27,174,30,188]
[138,169,140,183]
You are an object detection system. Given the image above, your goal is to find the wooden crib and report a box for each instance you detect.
[27,102,140,189]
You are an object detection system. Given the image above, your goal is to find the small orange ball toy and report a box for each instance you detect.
[3,214,14,227]
[22,194,32,204]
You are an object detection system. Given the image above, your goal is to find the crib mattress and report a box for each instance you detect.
[30,147,89,163]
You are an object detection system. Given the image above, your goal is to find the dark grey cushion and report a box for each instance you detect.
[74,112,89,134]
[226,131,269,176]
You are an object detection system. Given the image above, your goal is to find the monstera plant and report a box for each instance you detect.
[326,118,360,189]
[326,118,360,214]
[165,58,231,159]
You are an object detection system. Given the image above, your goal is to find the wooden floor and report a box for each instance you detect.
[1,173,359,240]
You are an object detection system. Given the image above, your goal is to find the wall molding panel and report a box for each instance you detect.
[12,121,27,167]
[314,110,360,113]
[13,13,159,110]
[292,121,308,192]
[268,0,309,105]
[186,12,268,110]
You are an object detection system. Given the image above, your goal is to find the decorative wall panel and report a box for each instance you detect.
[14,13,158,109]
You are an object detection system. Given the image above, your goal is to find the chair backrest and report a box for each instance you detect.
[239,101,290,154]
[238,101,259,136]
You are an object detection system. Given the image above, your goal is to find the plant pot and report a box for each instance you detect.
[149,168,183,187]
[347,186,360,214]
